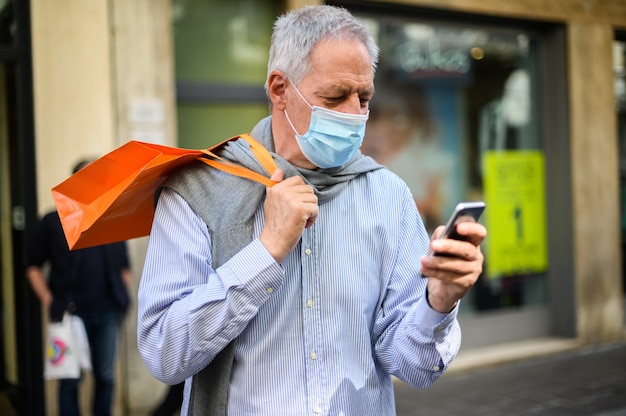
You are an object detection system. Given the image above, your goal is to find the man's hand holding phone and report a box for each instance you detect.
[420,202,487,313]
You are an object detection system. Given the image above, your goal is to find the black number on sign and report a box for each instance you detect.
[514,204,523,242]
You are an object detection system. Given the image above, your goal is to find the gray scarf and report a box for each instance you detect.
[163,116,382,415]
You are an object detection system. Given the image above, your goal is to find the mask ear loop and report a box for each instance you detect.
[287,77,313,110]
[284,77,312,137]
[283,108,302,136]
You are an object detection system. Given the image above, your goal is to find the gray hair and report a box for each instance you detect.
[264,5,379,92]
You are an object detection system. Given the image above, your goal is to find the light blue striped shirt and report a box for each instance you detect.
[137,168,461,416]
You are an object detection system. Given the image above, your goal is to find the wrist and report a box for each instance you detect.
[259,231,289,262]
[426,289,458,313]
[42,292,53,309]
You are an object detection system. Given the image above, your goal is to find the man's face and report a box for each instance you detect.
[292,38,375,115]
[277,37,375,168]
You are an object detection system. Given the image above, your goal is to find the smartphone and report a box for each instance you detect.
[430,201,485,256]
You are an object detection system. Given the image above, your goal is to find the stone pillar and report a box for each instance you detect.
[568,21,624,342]
[108,0,177,413]
[30,1,117,414]
[30,0,115,213]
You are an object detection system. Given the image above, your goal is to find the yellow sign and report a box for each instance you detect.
[483,151,547,278]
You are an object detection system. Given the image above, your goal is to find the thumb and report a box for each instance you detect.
[270,168,284,183]
[431,225,446,241]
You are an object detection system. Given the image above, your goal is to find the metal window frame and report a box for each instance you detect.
[1,0,44,413]
[176,81,267,105]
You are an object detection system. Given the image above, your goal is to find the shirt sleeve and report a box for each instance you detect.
[26,212,52,268]
[137,188,284,384]
[373,186,461,388]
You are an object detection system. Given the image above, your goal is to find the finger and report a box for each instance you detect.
[421,257,482,282]
[423,240,484,270]
[430,238,480,261]
[431,225,446,241]
[305,212,318,228]
[278,177,318,201]
[454,222,487,246]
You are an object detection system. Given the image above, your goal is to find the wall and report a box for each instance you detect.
[30,0,115,213]
[374,0,626,27]
[568,22,621,342]
[30,2,116,414]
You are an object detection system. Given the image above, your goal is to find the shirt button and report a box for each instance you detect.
[313,406,322,414]
[433,365,441,372]
[305,247,312,255]
[307,299,313,308]
[310,351,317,360]
[266,287,273,294]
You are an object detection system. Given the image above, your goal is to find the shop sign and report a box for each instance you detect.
[394,38,472,82]
[483,150,548,278]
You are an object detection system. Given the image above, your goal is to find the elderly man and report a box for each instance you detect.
[138,5,486,416]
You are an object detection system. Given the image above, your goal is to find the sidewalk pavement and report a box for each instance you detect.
[394,339,626,415]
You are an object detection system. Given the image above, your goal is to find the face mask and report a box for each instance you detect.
[284,81,369,169]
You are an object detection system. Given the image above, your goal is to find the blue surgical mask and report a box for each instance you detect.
[284,81,369,169]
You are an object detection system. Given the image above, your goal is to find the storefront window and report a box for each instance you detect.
[172,0,277,148]
[354,12,547,316]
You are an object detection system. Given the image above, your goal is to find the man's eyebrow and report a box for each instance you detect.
[318,85,375,96]
[362,88,375,97]
[317,85,350,96]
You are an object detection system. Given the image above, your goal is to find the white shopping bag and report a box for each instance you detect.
[44,313,92,379]
[70,315,92,372]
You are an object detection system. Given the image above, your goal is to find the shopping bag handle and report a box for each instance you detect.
[199,134,278,187]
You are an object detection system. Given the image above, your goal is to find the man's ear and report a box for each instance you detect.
[267,70,287,111]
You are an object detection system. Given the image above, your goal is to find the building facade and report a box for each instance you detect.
[0,0,624,414]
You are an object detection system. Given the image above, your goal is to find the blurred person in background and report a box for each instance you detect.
[25,159,131,416]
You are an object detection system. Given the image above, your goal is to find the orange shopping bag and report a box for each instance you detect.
[51,134,277,250]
